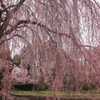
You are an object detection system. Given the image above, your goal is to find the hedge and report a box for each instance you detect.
[12,83,37,91]
[12,83,49,91]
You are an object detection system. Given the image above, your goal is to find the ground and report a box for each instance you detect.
[8,90,100,100]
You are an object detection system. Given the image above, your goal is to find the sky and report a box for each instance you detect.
[96,0,100,3]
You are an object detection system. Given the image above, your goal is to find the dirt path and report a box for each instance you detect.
[8,93,100,100]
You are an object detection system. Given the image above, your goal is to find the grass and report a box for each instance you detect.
[11,90,100,95]
[11,90,54,94]
[9,90,100,100]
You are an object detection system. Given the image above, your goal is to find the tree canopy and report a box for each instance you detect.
[0,0,100,99]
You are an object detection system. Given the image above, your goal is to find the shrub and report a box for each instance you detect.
[12,83,37,91]
[12,83,49,91]
[37,83,49,90]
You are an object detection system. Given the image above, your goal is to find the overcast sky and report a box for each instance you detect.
[95,0,100,4]
[96,0,100,3]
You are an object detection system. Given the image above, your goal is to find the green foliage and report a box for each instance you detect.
[12,83,37,91]
[37,83,49,90]
[12,54,21,67]
[0,72,3,90]
[12,82,49,91]
[27,63,31,74]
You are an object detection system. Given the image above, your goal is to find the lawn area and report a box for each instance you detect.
[10,90,100,100]
[11,90,100,95]
[11,90,54,94]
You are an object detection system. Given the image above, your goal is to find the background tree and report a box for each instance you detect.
[12,54,21,67]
